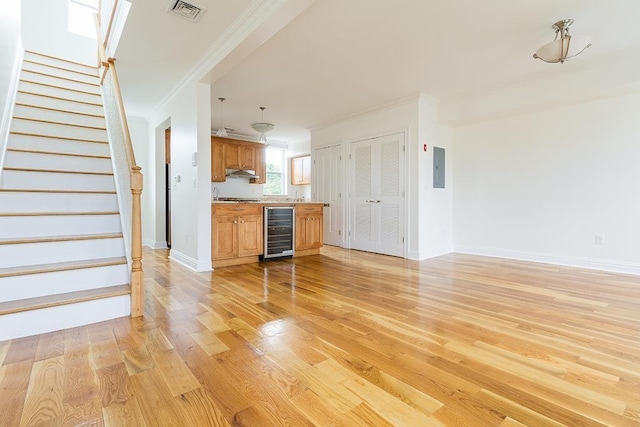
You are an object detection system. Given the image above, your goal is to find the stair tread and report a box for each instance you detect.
[22,58,98,78]
[12,116,107,130]
[15,102,105,118]
[10,130,108,143]
[24,50,98,70]
[0,284,130,316]
[3,167,113,176]
[20,79,101,96]
[17,90,103,107]
[0,211,119,217]
[22,69,100,87]
[0,232,123,245]
[0,188,116,194]
[0,257,127,278]
[6,147,111,159]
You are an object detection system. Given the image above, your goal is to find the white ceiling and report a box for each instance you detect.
[117,0,640,143]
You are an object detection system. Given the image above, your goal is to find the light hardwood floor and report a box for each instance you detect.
[0,247,639,426]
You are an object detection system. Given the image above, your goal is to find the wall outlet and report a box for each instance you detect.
[595,234,604,245]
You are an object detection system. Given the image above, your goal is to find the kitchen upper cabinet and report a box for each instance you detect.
[291,155,311,185]
[211,137,265,183]
[211,138,226,182]
[295,204,323,251]
[250,145,266,184]
[212,204,263,263]
[226,141,255,170]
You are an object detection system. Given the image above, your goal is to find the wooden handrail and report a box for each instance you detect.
[94,7,143,317]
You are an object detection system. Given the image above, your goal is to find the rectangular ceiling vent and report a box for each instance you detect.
[166,0,207,23]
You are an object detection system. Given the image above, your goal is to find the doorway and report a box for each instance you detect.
[348,133,405,257]
[165,128,171,248]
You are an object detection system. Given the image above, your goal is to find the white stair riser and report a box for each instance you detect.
[0,192,118,213]
[0,215,122,238]
[19,81,102,105]
[0,295,130,342]
[21,70,100,95]
[13,104,105,128]
[0,264,129,303]
[5,150,113,173]
[22,55,98,80]
[16,92,104,116]
[0,237,126,269]
[8,133,110,156]
[11,118,107,141]
[2,170,116,191]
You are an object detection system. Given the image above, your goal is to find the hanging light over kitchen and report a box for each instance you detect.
[215,97,228,137]
[251,106,274,143]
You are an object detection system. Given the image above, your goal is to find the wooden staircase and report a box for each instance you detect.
[0,51,131,341]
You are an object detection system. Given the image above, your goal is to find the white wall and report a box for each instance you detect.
[127,116,151,246]
[21,0,96,65]
[0,0,22,175]
[311,95,453,259]
[453,93,640,274]
[147,81,212,271]
[418,97,454,258]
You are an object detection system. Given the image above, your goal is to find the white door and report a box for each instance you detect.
[313,144,342,246]
[349,133,405,257]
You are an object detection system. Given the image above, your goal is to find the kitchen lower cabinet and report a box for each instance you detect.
[212,204,263,266]
[212,203,324,266]
[295,204,323,253]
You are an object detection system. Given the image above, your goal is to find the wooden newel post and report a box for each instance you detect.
[131,165,143,317]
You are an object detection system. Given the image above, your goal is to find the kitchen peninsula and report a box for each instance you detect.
[211,200,324,267]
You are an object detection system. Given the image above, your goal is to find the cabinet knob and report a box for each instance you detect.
[233,220,238,224]
[241,220,245,223]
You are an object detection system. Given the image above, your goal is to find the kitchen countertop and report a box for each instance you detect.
[212,199,327,206]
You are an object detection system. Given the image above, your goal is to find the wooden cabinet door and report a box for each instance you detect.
[309,214,323,248]
[295,214,308,250]
[212,215,237,259]
[225,141,241,169]
[211,139,226,182]
[238,214,263,256]
[239,144,255,170]
[291,155,311,185]
[251,145,266,184]
[302,156,311,184]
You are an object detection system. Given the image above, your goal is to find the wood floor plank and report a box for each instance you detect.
[19,355,64,426]
[102,397,147,427]
[2,247,639,426]
[128,369,185,426]
[62,344,102,426]
[0,360,32,427]
[151,349,200,397]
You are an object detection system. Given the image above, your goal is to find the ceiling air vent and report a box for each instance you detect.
[166,0,207,23]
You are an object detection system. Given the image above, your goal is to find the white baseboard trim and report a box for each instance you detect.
[169,249,198,271]
[144,240,168,249]
[455,246,640,276]
[195,259,212,273]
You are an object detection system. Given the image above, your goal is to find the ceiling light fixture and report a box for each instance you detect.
[533,19,591,64]
[215,97,228,137]
[251,106,274,144]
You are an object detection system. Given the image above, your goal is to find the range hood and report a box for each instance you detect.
[225,168,259,179]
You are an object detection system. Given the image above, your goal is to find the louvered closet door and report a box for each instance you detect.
[349,134,405,256]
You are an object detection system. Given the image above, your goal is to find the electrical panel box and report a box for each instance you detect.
[433,146,445,188]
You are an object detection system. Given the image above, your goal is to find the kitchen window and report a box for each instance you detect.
[263,147,286,196]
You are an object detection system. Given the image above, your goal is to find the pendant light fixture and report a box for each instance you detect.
[215,97,228,137]
[533,19,591,64]
[251,106,274,143]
